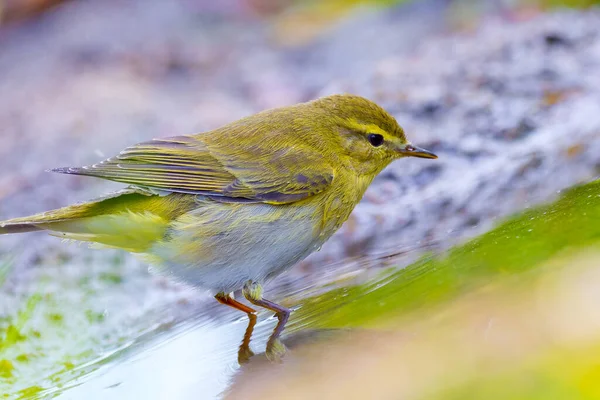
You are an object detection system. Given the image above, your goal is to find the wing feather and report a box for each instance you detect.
[52,134,334,204]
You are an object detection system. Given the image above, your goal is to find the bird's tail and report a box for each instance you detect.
[0,189,193,252]
[0,221,42,234]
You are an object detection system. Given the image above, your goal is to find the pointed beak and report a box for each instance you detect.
[397,144,438,159]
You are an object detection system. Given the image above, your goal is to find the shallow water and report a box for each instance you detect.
[57,316,260,399]
[23,261,400,399]
[54,314,356,399]
[1,179,599,399]
[0,0,599,397]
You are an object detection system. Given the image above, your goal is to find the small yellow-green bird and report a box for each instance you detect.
[0,94,436,336]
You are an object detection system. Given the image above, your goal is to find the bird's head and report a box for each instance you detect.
[310,94,437,175]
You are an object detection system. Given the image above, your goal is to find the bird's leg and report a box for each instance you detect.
[242,281,290,360]
[214,292,257,363]
[214,292,256,314]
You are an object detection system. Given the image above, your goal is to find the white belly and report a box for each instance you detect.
[147,199,325,293]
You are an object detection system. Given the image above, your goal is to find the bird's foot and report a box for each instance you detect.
[265,337,287,362]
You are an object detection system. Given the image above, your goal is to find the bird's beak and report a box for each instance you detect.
[397,143,438,159]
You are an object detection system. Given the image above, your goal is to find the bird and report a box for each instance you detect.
[0,94,436,355]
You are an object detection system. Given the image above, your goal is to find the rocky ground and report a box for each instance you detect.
[0,0,599,347]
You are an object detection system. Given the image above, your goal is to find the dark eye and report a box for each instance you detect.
[367,134,384,147]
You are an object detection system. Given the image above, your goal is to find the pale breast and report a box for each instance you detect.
[147,170,374,293]
[148,198,326,293]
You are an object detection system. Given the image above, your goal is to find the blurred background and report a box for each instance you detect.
[0,0,599,399]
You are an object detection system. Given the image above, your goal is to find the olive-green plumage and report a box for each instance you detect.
[0,94,436,296]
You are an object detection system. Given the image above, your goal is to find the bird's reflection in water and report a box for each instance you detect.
[225,327,357,399]
[238,314,257,363]
[226,242,436,364]
[235,306,355,365]
[237,312,289,363]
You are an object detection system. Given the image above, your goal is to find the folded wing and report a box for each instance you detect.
[52,135,334,204]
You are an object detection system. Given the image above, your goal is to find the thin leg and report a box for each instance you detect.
[215,292,257,364]
[214,292,256,314]
[242,281,290,360]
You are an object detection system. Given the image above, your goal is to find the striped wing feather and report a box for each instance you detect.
[52,135,334,204]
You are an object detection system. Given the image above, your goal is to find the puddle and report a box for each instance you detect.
[0,180,598,398]
[56,317,260,400]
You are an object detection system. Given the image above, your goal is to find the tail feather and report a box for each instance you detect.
[0,188,196,252]
[0,222,43,234]
[49,166,88,175]
[0,188,140,233]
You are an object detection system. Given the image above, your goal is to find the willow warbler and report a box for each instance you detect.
[0,94,436,337]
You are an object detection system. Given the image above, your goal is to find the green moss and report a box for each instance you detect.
[99,272,123,285]
[438,343,600,399]
[47,313,64,324]
[85,309,106,324]
[295,180,600,328]
[0,294,42,352]
[16,386,44,399]
[1,325,26,348]
[0,360,14,378]
[63,361,75,371]
[15,354,31,363]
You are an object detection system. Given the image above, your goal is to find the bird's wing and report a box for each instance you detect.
[52,135,334,204]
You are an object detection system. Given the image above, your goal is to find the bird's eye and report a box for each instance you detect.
[367,134,384,147]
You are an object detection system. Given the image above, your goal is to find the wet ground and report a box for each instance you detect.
[0,0,599,398]
[4,178,598,399]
